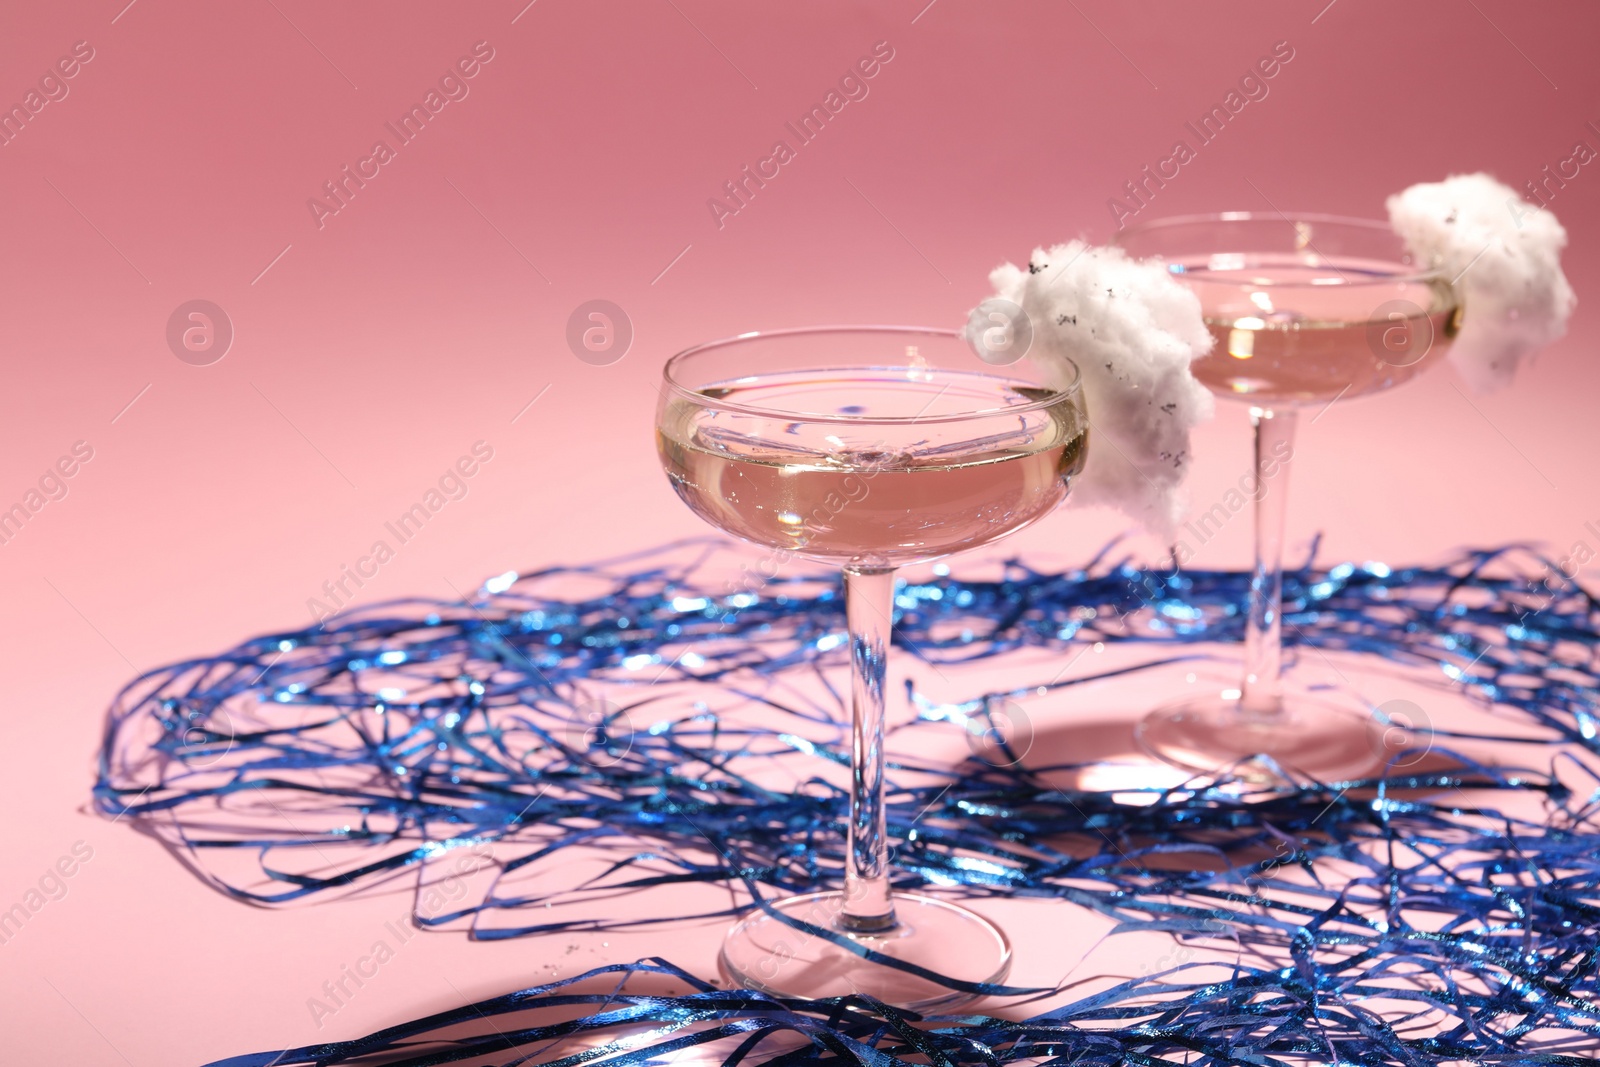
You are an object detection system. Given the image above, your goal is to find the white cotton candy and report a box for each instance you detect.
[1387,173,1575,392]
[966,241,1214,541]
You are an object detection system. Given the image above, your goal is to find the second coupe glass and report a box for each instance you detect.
[1115,214,1460,780]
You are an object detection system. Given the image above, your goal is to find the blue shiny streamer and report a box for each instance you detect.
[204,955,1600,1067]
[91,540,1600,1065]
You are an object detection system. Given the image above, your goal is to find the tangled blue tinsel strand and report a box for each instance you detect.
[91,541,1600,1065]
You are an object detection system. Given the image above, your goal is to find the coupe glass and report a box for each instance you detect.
[1114,214,1460,781]
[655,326,1087,1008]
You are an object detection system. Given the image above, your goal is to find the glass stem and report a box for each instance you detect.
[1240,406,1296,719]
[842,565,896,932]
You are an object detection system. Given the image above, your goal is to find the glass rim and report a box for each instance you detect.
[1112,211,1448,287]
[661,324,1082,425]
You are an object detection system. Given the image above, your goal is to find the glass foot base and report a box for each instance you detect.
[1135,694,1382,782]
[719,891,1011,1010]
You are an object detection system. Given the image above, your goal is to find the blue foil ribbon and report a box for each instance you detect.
[92,540,1600,1064]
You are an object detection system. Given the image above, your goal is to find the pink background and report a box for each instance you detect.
[2,1,1598,1061]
